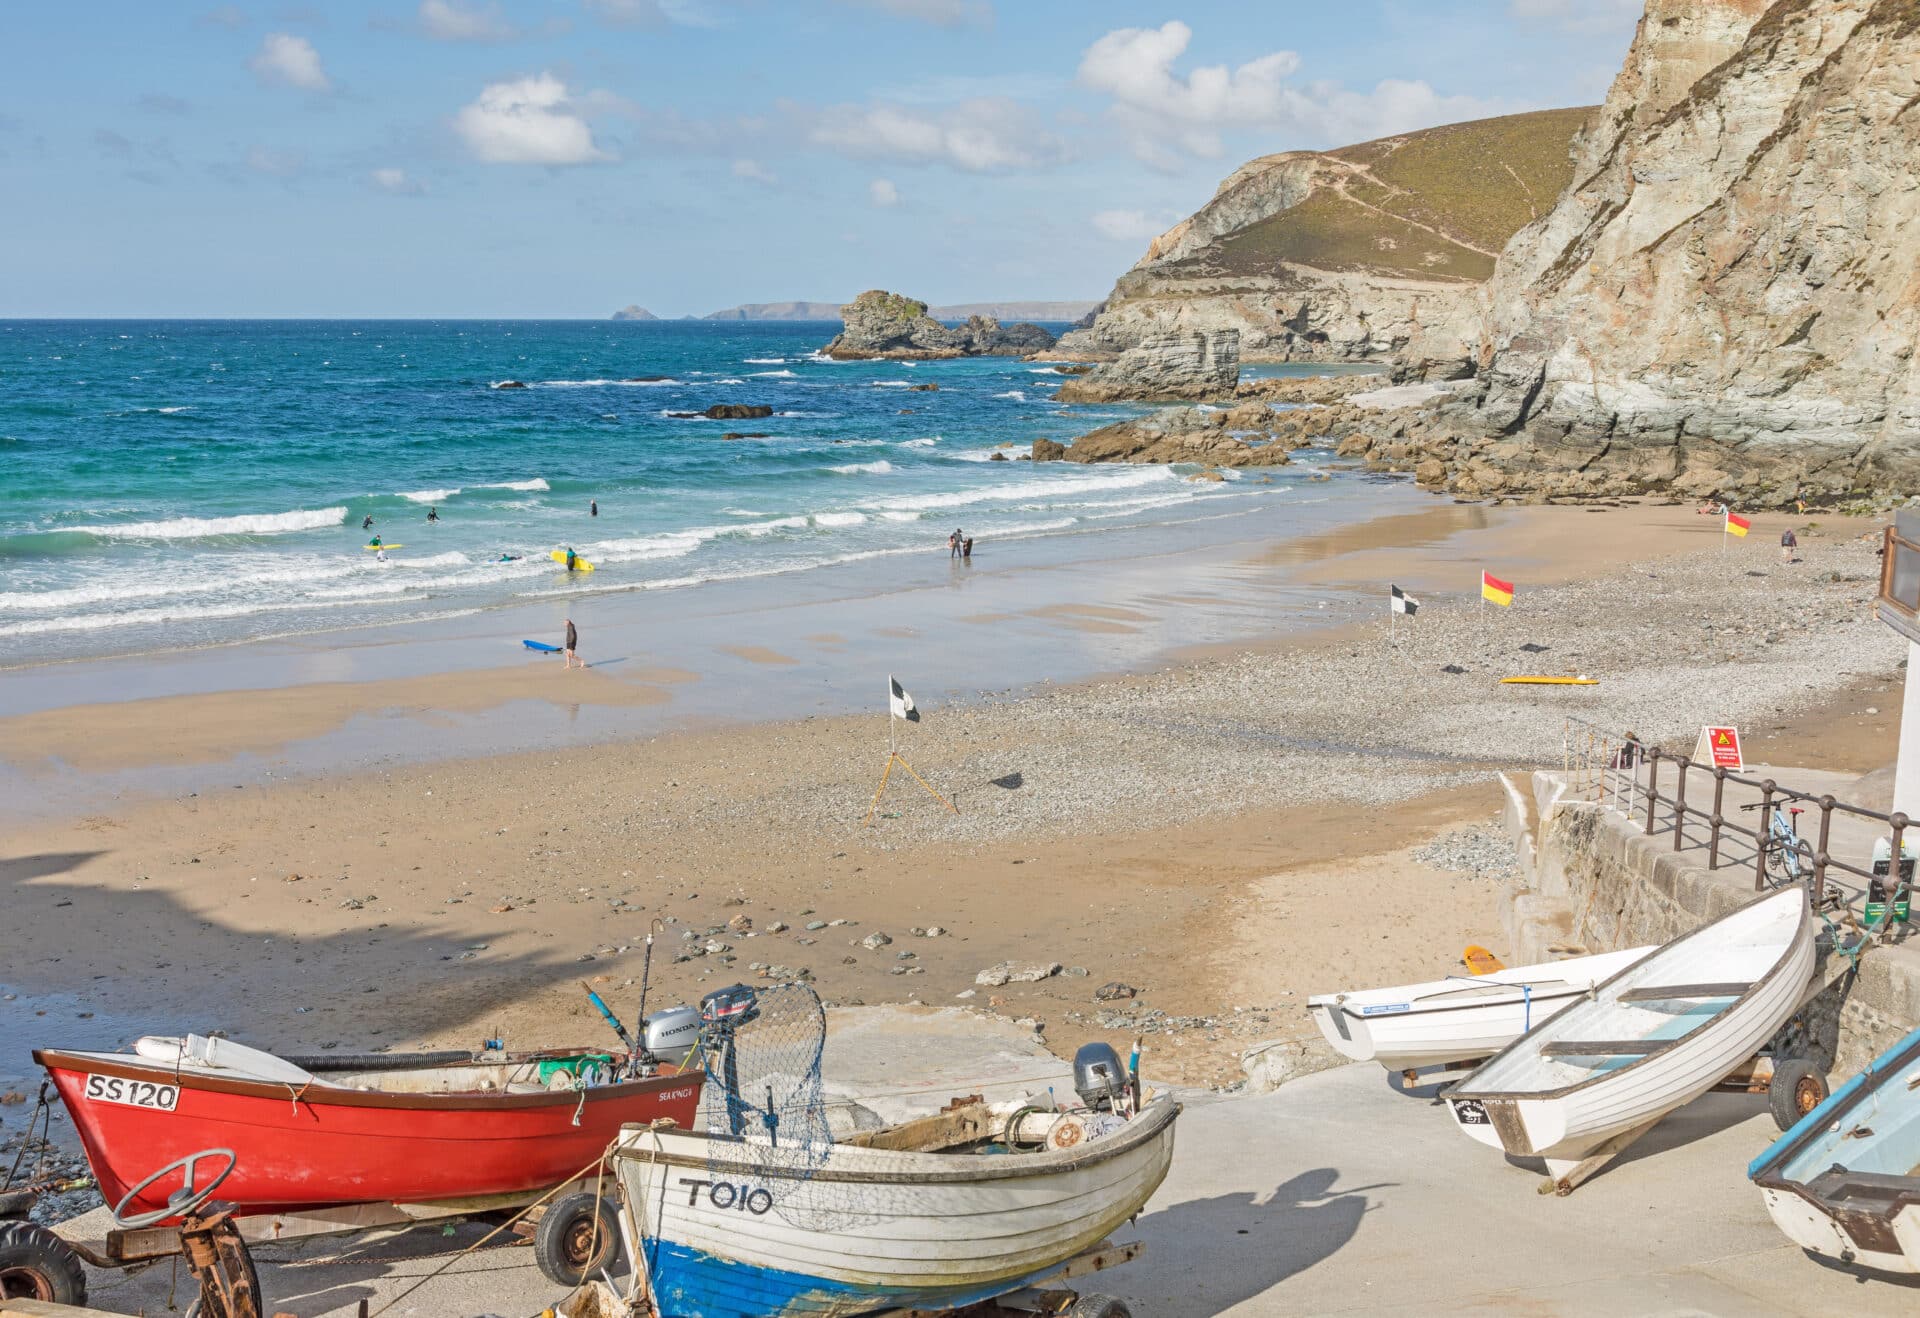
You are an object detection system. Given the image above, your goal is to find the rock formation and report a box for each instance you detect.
[1396,0,1920,505]
[668,404,774,420]
[1055,329,1242,403]
[1055,108,1592,364]
[820,291,1057,359]
[610,305,658,321]
[706,299,1096,322]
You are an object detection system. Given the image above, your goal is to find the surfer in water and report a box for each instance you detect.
[368,535,382,549]
[590,500,598,518]
[427,507,440,524]
[565,546,579,572]
[563,617,581,669]
[362,514,374,530]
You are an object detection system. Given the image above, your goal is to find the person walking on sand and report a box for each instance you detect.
[590,499,598,518]
[1780,527,1798,563]
[949,528,964,559]
[563,617,580,669]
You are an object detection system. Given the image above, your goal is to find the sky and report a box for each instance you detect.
[0,1,1646,317]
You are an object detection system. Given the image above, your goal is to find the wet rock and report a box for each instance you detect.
[860,931,893,950]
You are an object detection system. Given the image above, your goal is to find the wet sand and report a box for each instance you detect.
[0,500,1897,1108]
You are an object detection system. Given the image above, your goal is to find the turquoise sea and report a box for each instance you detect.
[0,320,1362,666]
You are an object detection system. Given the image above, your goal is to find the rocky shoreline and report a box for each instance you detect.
[820,289,1056,360]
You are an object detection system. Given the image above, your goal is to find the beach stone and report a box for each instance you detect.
[805,921,828,931]
[703,941,730,955]
[1094,981,1137,1002]
[1239,1037,1344,1095]
[767,921,789,933]
[727,914,752,933]
[860,931,893,950]
[923,926,946,937]
[1064,966,1089,977]
[975,960,1062,986]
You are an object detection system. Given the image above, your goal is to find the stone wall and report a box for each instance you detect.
[1501,769,1920,1081]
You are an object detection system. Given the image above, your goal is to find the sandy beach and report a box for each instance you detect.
[0,499,1899,1133]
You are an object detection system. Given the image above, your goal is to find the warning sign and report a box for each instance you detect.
[1692,726,1744,770]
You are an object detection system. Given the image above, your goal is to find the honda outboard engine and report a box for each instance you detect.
[642,1005,701,1058]
[1073,1041,1128,1112]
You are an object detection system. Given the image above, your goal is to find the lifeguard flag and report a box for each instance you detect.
[888,675,920,722]
[1390,585,1418,616]
[1481,571,1515,607]
[1725,512,1751,537]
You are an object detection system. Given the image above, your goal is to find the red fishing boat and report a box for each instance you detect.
[35,1034,702,1222]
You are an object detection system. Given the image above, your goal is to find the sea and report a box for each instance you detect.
[0,320,1378,668]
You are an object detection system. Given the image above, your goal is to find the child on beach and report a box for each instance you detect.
[1780,527,1798,562]
[563,618,580,669]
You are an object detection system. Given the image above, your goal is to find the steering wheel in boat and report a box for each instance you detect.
[111,1148,238,1230]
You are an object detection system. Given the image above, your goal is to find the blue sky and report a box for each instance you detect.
[1,1,1644,317]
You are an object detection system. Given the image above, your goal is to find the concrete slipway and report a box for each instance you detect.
[69,1010,1920,1317]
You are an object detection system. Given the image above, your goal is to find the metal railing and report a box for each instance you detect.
[1634,746,1909,903]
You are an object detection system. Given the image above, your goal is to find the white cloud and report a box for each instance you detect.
[731,158,776,184]
[810,97,1065,173]
[419,0,517,41]
[371,166,425,194]
[1079,21,1501,163]
[1091,209,1171,242]
[454,73,610,165]
[245,144,304,176]
[249,33,330,92]
[839,0,993,29]
[869,178,900,207]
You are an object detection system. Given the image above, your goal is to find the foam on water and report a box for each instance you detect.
[827,460,894,475]
[72,507,349,540]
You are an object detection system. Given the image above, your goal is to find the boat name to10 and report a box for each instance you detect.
[676,1176,777,1215]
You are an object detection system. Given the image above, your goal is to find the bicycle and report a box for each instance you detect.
[1742,800,1815,887]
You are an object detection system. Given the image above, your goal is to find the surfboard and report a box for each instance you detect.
[1463,945,1505,976]
[363,543,405,551]
[550,550,595,573]
[1501,676,1597,685]
[523,639,561,652]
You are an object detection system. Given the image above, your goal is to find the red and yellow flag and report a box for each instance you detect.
[1481,571,1514,607]
[1725,512,1751,537]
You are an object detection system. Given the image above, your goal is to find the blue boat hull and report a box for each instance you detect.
[644,1237,1067,1318]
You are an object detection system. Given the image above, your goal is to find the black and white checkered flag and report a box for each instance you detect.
[888,675,920,722]
[1390,585,1419,617]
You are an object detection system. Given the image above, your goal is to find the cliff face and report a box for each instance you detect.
[1057,109,1592,363]
[1412,0,1920,502]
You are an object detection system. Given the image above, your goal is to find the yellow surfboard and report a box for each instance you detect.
[1463,945,1505,976]
[551,550,595,572]
[363,543,405,551]
[1501,675,1597,685]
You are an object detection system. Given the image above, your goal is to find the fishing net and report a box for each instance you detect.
[695,982,854,1230]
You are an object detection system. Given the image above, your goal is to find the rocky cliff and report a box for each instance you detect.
[821,290,1057,359]
[1055,329,1242,403]
[1056,108,1592,364]
[1396,0,1920,505]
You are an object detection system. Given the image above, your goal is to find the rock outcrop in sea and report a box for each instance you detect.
[1055,329,1242,403]
[1055,108,1591,364]
[821,290,1057,360]
[610,305,658,321]
[1389,0,1920,505]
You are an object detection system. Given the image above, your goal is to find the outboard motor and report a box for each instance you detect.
[1073,1041,1128,1113]
[642,1005,701,1060]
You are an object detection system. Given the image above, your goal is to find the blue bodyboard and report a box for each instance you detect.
[523,639,561,652]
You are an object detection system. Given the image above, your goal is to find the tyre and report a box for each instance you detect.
[0,1220,88,1305]
[533,1191,624,1287]
[1066,1295,1133,1318]
[1770,1058,1829,1132]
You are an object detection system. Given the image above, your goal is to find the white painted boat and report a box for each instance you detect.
[1309,946,1654,1073]
[1446,887,1814,1191]
[610,1095,1178,1317]
[1750,1024,1920,1274]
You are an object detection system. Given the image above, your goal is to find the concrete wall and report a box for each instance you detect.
[1501,770,1920,1081]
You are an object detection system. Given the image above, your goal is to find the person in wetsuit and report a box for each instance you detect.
[363,514,374,530]
[563,617,580,669]
[565,546,579,572]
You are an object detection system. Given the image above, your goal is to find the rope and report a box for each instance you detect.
[365,1145,618,1318]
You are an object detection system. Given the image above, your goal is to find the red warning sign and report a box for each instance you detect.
[1693,725,1744,770]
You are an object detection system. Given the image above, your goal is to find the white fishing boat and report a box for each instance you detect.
[1750,1024,1920,1274]
[609,1092,1178,1317]
[1446,887,1815,1194]
[1309,945,1654,1077]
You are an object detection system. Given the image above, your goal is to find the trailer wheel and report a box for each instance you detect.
[1769,1058,1829,1131]
[534,1191,623,1287]
[0,1221,88,1305]
[1065,1295,1133,1318]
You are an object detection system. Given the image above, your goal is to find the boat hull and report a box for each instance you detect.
[1310,947,1652,1071]
[614,1097,1178,1318]
[1447,889,1815,1168]
[36,1049,702,1218]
